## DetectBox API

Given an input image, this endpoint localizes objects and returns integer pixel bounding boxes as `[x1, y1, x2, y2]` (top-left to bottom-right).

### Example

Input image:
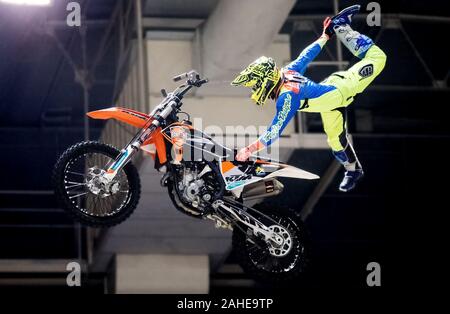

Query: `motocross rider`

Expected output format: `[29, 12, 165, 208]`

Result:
[232, 5, 386, 192]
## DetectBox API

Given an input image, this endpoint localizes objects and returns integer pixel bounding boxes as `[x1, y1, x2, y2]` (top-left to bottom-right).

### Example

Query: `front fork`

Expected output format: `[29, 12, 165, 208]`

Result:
[103, 123, 158, 181]
[102, 98, 178, 180]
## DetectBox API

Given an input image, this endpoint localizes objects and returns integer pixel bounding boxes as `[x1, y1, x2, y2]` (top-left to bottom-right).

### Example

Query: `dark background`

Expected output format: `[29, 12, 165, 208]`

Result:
[0, 0, 448, 292]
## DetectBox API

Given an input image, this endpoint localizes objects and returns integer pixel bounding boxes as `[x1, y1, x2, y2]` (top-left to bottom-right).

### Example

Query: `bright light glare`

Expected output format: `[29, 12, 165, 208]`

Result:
[1, 0, 51, 6]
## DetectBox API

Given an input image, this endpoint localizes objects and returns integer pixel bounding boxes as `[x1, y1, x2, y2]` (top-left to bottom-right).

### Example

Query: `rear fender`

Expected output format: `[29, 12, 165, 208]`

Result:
[264, 163, 319, 180]
[219, 159, 319, 194]
[254, 158, 319, 180]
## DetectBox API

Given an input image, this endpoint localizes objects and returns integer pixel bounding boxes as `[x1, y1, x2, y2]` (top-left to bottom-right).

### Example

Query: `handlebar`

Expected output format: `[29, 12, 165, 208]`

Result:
[173, 72, 189, 82]
[193, 78, 209, 87]
[148, 70, 208, 122]
[173, 70, 208, 87]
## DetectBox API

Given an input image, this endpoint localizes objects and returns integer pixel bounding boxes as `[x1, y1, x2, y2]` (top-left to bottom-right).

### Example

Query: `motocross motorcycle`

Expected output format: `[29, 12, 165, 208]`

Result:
[53, 70, 320, 283]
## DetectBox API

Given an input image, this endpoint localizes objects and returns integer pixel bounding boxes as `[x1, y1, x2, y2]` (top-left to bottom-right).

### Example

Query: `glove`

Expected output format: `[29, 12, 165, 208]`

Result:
[322, 16, 333, 39]
[236, 147, 252, 162]
[235, 141, 264, 162]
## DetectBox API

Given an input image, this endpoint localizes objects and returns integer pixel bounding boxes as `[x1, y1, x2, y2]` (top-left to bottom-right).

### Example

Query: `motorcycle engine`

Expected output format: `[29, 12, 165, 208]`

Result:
[174, 163, 221, 214]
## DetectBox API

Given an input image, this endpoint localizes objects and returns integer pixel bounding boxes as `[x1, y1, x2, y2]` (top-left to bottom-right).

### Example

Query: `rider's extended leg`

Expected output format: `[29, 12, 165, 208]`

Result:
[320, 108, 361, 168]
[332, 24, 387, 103]
[321, 109, 363, 192]
[318, 25, 386, 109]
[318, 25, 386, 192]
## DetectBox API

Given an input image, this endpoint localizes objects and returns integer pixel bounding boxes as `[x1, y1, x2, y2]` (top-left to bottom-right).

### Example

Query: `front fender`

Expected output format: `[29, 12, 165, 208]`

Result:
[87, 107, 168, 164]
[87, 107, 150, 129]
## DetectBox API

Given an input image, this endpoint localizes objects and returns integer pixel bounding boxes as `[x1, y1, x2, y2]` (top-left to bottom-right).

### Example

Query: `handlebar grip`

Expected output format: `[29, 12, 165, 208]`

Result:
[173, 73, 188, 82]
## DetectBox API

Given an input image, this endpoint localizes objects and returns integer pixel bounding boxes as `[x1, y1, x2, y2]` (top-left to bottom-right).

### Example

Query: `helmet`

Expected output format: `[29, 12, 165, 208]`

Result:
[231, 56, 281, 106]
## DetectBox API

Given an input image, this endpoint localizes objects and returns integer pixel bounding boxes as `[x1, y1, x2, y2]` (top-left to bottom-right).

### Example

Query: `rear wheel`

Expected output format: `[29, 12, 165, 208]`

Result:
[53, 141, 141, 227]
[232, 203, 310, 284]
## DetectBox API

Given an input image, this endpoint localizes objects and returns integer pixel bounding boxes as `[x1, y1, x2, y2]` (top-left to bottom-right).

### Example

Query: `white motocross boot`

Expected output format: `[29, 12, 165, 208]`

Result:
[334, 24, 374, 59]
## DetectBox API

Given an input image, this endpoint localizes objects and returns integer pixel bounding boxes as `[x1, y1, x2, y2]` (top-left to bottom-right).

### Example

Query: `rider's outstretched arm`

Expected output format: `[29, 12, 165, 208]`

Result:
[236, 92, 299, 161]
[285, 34, 329, 74]
[258, 92, 299, 147]
[285, 17, 332, 74]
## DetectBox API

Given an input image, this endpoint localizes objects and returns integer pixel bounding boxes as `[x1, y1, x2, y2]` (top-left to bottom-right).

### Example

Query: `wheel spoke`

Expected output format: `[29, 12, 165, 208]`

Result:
[263, 257, 274, 271]
[69, 191, 88, 199]
[65, 182, 87, 189]
[247, 245, 259, 253]
[63, 150, 131, 218]
[253, 251, 268, 265]
[65, 181, 85, 185]
[67, 171, 85, 176]
[243, 213, 304, 274]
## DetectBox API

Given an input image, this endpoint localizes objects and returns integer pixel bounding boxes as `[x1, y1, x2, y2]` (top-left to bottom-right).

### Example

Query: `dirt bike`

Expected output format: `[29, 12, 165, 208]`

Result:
[53, 70, 320, 283]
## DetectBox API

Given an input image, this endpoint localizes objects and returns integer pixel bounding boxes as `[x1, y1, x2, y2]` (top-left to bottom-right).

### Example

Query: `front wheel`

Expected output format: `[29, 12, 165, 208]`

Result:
[232, 203, 310, 284]
[53, 141, 141, 227]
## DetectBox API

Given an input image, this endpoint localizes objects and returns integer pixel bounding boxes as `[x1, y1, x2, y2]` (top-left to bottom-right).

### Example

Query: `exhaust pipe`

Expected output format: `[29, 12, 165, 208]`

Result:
[241, 179, 284, 201]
